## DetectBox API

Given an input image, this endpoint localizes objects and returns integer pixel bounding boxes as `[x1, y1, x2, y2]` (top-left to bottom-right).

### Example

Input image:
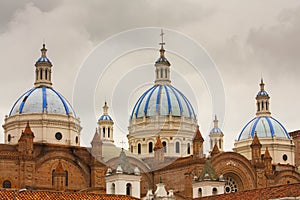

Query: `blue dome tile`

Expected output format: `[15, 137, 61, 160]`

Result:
[238, 116, 289, 141]
[9, 87, 76, 117]
[130, 84, 196, 120]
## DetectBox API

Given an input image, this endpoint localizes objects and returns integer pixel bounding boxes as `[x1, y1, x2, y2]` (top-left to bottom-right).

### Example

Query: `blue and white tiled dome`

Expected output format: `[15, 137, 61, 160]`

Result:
[130, 84, 196, 120]
[99, 114, 112, 121]
[238, 116, 289, 141]
[9, 86, 76, 117]
[210, 127, 222, 133]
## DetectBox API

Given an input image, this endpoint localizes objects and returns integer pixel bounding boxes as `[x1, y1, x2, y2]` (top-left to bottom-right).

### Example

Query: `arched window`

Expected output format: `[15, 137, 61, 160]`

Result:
[40, 69, 43, 80]
[262, 101, 264, 110]
[175, 141, 180, 153]
[75, 136, 79, 144]
[102, 127, 105, 138]
[212, 187, 218, 195]
[108, 128, 110, 138]
[126, 183, 132, 196]
[8, 134, 11, 143]
[162, 141, 167, 153]
[257, 102, 260, 111]
[2, 180, 11, 188]
[45, 69, 48, 80]
[52, 170, 55, 186]
[187, 143, 191, 154]
[266, 102, 268, 110]
[198, 188, 202, 197]
[138, 143, 141, 154]
[111, 183, 115, 194]
[149, 142, 153, 153]
[219, 139, 222, 149]
[65, 171, 68, 186]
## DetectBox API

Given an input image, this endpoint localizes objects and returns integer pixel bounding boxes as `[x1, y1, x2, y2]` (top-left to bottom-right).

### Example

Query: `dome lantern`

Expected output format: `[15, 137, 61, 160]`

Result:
[34, 44, 53, 88]
[256, 79, 271, 117]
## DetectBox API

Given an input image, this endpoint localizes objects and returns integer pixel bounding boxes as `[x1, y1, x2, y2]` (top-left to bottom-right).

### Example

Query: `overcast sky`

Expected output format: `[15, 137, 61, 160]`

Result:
[1, 0, 300, 153]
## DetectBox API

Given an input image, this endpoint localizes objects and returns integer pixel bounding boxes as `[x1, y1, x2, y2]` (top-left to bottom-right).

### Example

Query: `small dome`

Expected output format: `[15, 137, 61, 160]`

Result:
[36, 56, 51, 63]
[98, 114, 112, 121]
[210, 127, 222, 133]
[130, 84, 196, 120]
[257, 90, 268, 97]
[238, 116, 289, 141]
[9, 86, 76, 117]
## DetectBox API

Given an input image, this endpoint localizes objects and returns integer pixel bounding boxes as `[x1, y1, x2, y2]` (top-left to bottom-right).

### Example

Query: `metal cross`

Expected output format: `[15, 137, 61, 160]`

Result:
[159, 29, 165, 48]
[120, 141, 126, 149]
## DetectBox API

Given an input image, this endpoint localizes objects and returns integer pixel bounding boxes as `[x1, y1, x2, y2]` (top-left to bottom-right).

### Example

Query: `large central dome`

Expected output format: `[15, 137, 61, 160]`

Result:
[130, 84, 196, 120]
[128, 31, 198, 158]
[9, 86, 76, 117]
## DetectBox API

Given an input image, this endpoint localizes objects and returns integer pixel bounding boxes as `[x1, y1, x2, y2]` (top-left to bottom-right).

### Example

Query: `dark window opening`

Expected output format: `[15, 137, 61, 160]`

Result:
[102, 127, 105, 138]
[45, 70, 48, 80]
[162, 141, 167, 153]
[187, 143, 191, 154]
[176, 142, 180, 153]
[283, 154, 288, 161]
[2, 180, 11, 188]
[126, 183, 132, 196]
[55, 132, 62, 140]
[40, 69, 43, 80]
[52, 170, 55, 186]
[149, 142, 153, 153]
[212, 187, 217, 195]
[8, 134, 11, 142]
[75, 136, 78, 144]
[65, 171, 68, 186]
[108, 128, 110, 138]
[138, 143, 141, 154]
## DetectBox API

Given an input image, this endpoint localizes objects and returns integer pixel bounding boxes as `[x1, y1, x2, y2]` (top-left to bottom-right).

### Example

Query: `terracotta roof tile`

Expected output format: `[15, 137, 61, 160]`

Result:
[0, 190, 139, 200]
[193, 127, 204, 142]
[197, 183, 300, 200]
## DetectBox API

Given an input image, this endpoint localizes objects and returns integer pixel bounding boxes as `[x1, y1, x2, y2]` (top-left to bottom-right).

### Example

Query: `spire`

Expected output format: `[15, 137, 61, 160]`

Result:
[159, 29, 166, 58]
[210, 143, 220, 157]
[155, 29, 171, 85]
[103, 101, 108, 115]
[34, 43, 53, 88]
[256, 79, 271, 116]
[213, 115, 218, 128]
[264, 146, 271, 159]
[154, 135, 163, 151]
[198, 160, 218, 181]
[251, 132, 261, 147]
[260, 78, 265, 91]
[23, 121, 34, 136]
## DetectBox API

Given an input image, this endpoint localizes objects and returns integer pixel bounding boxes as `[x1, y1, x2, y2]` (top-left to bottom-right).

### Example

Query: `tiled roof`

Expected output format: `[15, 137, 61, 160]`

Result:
[0, 190, 138, 200]
[197, 183, 300, 200]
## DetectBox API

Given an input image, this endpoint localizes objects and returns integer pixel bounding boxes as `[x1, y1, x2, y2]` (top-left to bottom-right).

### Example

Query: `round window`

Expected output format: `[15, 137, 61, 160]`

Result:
[283, 154, 288, 161]
[55, 132, 62, 140]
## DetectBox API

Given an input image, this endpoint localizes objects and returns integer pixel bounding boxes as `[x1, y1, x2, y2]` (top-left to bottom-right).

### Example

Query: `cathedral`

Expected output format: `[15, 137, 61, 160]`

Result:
[1, 32, 300, 199]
